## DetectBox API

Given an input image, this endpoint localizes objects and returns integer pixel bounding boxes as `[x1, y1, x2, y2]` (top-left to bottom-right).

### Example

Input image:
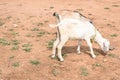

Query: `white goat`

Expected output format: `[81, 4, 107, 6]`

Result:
[53, 10, 92, 53]
[50, 18, 110, 61]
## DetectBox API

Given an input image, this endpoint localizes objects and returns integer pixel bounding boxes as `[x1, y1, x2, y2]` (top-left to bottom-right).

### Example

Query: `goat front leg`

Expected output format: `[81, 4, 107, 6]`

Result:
[85, 38, 96, 58]
[77, 40, 81, 54]
[51, 37, 60, 58]
[57, 37, 68, 61]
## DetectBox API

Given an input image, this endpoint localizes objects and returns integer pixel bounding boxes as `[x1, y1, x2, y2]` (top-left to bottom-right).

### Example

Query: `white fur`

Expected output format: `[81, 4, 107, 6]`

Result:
[50, 18, 110, 61]
[53, 10, 92, 53]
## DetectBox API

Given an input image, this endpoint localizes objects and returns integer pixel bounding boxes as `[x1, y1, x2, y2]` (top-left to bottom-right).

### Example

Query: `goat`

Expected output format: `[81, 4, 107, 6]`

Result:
[49, 18, 110, 61]
[53, 10, 92, 54]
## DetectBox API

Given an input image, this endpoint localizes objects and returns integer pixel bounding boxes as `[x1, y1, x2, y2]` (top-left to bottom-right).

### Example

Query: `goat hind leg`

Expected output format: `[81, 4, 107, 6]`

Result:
[57, 37, 68, 61]
[51, 37, 60, 58]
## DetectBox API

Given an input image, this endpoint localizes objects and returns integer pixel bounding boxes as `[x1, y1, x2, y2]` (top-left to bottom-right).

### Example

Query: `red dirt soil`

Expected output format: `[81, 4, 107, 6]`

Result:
[0, 0, 120, 80]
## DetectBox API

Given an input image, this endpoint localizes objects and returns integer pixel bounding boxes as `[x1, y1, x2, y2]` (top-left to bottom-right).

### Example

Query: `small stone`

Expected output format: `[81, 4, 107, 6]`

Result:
[103, 59, 107, 62]
[13, 24, 18, 27]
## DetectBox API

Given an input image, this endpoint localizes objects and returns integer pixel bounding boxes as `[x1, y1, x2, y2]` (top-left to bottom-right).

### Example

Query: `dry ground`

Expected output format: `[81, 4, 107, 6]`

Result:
[0, 0, 120, 80]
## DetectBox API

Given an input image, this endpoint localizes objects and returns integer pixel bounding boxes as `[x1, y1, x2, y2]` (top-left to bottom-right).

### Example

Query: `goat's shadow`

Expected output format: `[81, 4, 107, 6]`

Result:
[62, 45, 106, 57]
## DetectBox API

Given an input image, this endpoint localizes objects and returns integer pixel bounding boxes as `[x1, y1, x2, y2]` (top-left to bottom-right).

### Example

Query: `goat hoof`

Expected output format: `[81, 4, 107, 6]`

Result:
[92, 55, 96, 58]
[51, 55, 55, 58]
[60, 59, 64, 62]
[77, 51, 81, 54]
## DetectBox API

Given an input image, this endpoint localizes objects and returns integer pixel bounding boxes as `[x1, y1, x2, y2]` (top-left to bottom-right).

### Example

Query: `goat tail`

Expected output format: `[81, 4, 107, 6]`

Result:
[49, 24, 58, 28]
[53, 12, 62, 22]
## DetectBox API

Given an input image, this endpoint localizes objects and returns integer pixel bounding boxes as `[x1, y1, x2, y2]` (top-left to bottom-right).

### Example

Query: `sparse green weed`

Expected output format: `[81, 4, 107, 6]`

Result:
[47, 39, 55, 49]
[0, 19, 5, 26]
[51, 68, 60, 76]
[46, 32, 51, 34]
[80, 66, 89, 76]
[110, 34, 118, 37]
[37, 31, 45, 37]
[22, 43, 32, 52]
[9, 56, 15, 59]
[31, 27, 39, 31]
[26, 33, 32, 37]
[11, 45, 19, 50]
[12, 62, 20, 67]
[23, 47, 31, 52]
[93, 63, 102, 67]
[30, 60, 40, 66]
[108, 53, 116, 58]
[11, 40, 20, 45]
[0, 38, 10, 45]
[11, 31, 19, 36]
[6, 16, 12, 19]
[37, 22, 44, 26]
[22, 43, 32, 47]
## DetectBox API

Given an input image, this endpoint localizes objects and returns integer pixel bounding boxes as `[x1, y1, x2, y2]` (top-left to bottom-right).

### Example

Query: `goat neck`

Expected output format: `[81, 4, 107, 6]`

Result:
[95, 31, 105, 49]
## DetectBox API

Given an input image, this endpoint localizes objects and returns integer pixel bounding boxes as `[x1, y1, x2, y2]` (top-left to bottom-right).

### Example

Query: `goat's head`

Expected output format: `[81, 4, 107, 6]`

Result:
[102, 39, 110, 53]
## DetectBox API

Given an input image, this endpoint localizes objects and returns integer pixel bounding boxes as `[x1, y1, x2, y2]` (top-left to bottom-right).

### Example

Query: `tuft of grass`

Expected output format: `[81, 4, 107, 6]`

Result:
[9, 56, 15, 59]
[37, 31, 46, 37]
[31, 27, 39, 31]
[11, 45, 19, 50]
[30, 60, 40, 66]
[46, 32, 51, 34]
[12, 62, 20, 67]
[23, 48, 31, 52]
[47, 39, 55, 49]
[26, 33, 32, 37]
[80, 66, 89, 76]
[93, 63, 102, 67]
[51, 68, 60, 76]
[22, 43, 32, 47]
[0, 19, 5, 26]
[11, 40, 20, 50]
[0, 38, 10, 45]
[11, 31, 19, 36]
[6, 16, 12, 19]
[11, 40, 20, 45]
[110, 34, 118, 37]
[37, 22, 44, 26]
[22, 43, 32, 52]
[108, 53, 116, 58]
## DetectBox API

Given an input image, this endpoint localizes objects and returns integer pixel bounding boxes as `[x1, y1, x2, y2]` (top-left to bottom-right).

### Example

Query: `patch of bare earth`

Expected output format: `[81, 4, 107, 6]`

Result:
[0, 0, 120, 80]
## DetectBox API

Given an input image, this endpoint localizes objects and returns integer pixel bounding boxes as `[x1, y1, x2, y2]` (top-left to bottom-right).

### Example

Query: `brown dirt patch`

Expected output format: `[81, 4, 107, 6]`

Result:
[0, 0, 120, 80]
